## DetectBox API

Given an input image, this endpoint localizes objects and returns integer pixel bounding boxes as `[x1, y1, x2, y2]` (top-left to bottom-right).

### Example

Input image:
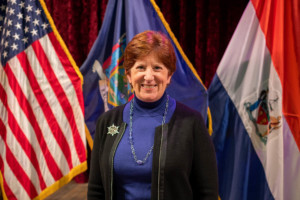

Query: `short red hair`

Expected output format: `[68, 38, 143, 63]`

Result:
[124, 30, 176, 75]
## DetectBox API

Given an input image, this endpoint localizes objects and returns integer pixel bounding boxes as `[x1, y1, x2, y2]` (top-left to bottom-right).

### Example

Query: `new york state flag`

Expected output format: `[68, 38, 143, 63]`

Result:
[80, 0, 209, 148]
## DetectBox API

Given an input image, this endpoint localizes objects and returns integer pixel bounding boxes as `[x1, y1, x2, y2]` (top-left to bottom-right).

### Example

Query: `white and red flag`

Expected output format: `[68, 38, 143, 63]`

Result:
[208, 0, 300, 199]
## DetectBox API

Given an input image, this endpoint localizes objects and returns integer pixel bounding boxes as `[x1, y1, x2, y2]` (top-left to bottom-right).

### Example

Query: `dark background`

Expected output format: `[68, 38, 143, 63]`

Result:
[44, 0, 249, 88]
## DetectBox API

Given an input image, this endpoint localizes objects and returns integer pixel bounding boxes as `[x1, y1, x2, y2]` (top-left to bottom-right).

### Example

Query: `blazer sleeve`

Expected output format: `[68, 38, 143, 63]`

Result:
[191, 115, 219, 200]
[87, 117, 105, 200]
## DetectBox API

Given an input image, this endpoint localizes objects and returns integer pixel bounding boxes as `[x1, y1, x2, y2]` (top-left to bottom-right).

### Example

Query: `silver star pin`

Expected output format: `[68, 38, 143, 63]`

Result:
[107, 124, 119, 136]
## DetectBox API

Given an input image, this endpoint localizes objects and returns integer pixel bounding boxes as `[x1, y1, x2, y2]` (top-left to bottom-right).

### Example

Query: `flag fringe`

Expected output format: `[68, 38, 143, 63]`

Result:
[33, 161, 88, 200]
[0, 161, 87, 200]
[86, 124, 94, 149]
[207, 107, 213, 135]
[0, 171, 7, 200]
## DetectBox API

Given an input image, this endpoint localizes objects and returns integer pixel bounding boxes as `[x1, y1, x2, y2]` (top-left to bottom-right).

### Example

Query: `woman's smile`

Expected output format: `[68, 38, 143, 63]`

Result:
[141, 84, 156, 88]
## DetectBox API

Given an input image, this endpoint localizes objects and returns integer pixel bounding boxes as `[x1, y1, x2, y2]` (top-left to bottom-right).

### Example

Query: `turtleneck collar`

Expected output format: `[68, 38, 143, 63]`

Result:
[134, 92, 167, 109]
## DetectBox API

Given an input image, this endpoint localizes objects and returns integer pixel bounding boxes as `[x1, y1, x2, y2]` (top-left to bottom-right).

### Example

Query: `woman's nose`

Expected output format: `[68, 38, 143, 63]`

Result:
[144, 68, 154, 80]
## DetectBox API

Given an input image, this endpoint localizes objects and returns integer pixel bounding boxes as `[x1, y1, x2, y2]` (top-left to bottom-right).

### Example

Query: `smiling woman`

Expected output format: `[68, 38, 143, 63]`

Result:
[87, 30, 218, 200]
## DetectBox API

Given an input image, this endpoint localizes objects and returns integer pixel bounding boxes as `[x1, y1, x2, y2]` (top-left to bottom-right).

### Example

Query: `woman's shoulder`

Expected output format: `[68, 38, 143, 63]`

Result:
[174, 101, 204, 120]
[172, 101, 209, 138]
[96, 104, 126, 124]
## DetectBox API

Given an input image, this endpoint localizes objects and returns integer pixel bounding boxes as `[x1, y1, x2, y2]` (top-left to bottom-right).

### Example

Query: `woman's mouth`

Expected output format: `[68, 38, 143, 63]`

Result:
[141, 84, 156, 89]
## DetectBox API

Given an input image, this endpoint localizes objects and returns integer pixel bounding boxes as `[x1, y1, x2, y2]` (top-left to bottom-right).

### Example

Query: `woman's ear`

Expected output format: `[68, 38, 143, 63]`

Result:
[167, 72, 173, 86]
[126, 70, 132, 84]
[126, 72, 133, 89]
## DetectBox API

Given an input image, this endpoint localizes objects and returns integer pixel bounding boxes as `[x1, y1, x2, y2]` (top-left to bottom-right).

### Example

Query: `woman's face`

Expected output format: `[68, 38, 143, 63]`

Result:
[126, 52, 172, 102]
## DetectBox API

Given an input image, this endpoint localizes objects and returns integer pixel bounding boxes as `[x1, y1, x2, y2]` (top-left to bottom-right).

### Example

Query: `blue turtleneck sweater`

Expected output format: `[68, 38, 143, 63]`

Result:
[113, 93, 176, 200]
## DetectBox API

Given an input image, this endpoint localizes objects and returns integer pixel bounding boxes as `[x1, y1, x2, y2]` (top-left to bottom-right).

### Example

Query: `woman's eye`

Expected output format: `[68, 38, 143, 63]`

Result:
[154, 66, 162, 70]
[136, 66, 145, 70]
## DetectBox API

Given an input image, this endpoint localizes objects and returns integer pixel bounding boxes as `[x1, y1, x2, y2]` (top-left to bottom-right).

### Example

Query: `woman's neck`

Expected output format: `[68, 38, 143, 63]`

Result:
[134, 93, 167, 109]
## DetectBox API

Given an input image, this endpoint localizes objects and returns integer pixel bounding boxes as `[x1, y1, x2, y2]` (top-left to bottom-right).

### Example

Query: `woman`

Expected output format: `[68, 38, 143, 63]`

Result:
[88, 30, 218, 200]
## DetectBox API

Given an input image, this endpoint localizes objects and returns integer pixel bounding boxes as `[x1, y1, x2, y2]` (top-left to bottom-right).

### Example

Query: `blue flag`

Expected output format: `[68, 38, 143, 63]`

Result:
[80, 0, 208, 147]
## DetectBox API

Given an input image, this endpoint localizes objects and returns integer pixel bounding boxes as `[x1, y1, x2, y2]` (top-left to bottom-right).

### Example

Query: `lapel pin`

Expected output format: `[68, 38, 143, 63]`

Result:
[107, 124, 119, 136]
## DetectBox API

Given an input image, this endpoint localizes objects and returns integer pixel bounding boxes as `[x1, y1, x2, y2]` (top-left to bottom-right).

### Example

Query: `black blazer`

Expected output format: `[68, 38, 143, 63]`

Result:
[88, 101, 218, 200]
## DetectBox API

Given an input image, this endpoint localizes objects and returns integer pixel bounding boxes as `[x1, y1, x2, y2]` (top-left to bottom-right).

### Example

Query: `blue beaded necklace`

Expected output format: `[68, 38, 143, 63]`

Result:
[129, 95, 169, 165]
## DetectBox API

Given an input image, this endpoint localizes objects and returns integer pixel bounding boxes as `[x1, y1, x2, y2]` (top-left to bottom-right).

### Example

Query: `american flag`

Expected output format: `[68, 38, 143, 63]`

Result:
[0, 0, 87, 199]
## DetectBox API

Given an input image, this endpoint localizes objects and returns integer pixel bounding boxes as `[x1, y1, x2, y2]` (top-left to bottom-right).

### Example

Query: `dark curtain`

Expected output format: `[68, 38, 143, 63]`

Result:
[44, 0, 248, 88]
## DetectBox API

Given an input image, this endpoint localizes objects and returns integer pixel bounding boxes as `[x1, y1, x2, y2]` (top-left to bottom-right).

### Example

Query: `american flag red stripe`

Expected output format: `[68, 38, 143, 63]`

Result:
[0, 0, 87, 199]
